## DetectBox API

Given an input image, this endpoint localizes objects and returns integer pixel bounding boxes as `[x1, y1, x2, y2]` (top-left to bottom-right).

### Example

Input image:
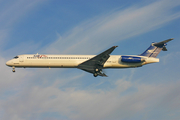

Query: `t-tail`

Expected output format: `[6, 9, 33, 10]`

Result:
[139, 38, 174, 58]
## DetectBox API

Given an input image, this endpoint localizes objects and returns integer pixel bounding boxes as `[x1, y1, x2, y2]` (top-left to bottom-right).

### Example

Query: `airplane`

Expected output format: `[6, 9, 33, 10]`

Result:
[6, 38, 173, 77]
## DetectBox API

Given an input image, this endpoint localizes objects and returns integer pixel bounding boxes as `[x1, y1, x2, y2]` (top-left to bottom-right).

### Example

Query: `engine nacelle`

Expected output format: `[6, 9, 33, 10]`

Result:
[121, 56, 144, 63]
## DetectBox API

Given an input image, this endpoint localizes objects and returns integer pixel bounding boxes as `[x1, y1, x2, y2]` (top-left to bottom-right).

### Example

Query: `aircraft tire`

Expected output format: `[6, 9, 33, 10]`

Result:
[93, 73, 98, 77]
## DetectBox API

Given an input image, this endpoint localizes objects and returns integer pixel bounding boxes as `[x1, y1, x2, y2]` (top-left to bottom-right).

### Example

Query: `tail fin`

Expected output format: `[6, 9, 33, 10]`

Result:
[139, 38, 173, 58]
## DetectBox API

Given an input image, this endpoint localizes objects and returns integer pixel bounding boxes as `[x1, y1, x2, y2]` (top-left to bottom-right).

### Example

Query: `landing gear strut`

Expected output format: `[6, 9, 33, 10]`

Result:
[12, 66, 15, 72]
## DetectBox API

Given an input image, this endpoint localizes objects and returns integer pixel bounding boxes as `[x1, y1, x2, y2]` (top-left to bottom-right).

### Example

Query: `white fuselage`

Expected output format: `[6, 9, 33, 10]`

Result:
[6, 54, 159, 69]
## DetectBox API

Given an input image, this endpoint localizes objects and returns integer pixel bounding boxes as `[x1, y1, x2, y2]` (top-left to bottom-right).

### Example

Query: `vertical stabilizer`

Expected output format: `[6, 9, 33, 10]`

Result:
[139, 38, 173, 58]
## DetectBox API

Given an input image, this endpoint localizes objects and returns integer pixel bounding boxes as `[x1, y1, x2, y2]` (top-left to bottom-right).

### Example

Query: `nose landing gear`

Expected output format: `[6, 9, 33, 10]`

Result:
[12, 66, 15, 72]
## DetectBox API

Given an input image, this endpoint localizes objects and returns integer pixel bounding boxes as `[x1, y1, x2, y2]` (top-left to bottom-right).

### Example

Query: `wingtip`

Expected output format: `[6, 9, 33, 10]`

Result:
[166, 38, 174, 42]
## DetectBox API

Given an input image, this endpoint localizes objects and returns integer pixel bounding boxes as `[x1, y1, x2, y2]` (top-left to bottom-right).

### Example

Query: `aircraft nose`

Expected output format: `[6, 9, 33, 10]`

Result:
[6, 60, 12, 66]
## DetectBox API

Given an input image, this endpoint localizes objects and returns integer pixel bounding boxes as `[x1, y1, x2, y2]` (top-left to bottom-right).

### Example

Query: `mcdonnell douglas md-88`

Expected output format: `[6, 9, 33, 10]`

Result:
[6, 38, 173, 77]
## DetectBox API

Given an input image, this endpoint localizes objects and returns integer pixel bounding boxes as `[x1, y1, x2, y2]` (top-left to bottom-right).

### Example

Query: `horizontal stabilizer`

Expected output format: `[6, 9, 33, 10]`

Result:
[153, 38, 174, 47]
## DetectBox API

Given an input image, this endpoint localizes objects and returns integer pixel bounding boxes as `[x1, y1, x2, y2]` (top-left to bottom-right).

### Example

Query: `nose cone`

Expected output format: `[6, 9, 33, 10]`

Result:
[6, 60, 12, 66]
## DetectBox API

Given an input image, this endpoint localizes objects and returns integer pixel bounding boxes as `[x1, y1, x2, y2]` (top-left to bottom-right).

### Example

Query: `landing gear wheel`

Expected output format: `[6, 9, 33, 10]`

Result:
[93, 73, 98, 77]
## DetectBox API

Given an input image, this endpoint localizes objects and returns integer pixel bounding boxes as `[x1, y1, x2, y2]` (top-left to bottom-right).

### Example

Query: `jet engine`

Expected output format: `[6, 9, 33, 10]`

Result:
[121, 56, 144, 63]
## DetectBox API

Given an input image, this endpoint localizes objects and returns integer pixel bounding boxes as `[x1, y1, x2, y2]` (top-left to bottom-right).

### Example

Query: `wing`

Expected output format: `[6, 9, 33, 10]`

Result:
[77, 46, 118, 77]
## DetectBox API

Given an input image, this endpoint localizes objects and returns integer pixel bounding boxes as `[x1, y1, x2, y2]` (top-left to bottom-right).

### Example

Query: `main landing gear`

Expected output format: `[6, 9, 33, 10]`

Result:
[93, 73, 98, 77]
[12, 66, 15, 72]
[93, 68, 107, 77]
[93, 68, 100, 77]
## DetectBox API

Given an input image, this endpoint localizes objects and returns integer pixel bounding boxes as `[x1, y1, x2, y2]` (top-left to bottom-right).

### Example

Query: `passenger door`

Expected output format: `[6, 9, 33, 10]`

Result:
[19, 56, 24, 62]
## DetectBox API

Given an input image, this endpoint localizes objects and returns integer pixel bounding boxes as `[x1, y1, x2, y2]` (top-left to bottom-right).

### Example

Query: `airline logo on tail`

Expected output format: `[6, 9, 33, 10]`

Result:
[147, 49, 155, 53]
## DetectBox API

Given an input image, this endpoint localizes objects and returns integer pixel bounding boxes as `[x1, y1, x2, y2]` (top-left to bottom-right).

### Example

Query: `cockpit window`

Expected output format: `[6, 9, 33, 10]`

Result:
[14, 56, 19, 59]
